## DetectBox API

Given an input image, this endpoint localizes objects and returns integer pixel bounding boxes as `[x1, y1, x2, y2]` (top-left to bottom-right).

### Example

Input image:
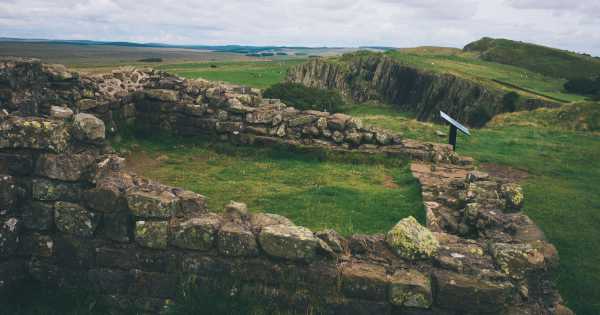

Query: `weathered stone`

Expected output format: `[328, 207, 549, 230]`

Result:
[35, 152, 96, 181]
[345, 131, 363, 145]
[22, 201, 54, 231]
[0, 151, 34, 175]
[18, 233, 54, 257]
[249, 212, 294, 234]
[102, 211, 131, 242]
[375, 132, 391, 145]
[501, 183, 524, 211]
[490, 243, 545, 278]
[77, 99, 99, 111]
[0, 175, 20, 211]
[144, 89, 178, 102]
[32, 178, 82, 201]
[433, 270, 513, 313]
[224, 201, 249, 223]
[135, 220, 169, 249]
[316, 117, 328, 129]
[347, 117, 363, 129]
[341, 262, 388, 301]
[218, 222, 258, 256]
[389, 269, 432, 308]
[385, 216, 439, 259]
[54, 201, 100, 237]
[328, 113, 351, 131]
[170, 213, 221, 250]
[0, 217, 20, 258]
[84, 184, 127, 213]
[73, 113, 106, 142]
[332, 130, 344, 143]
[226, 98, 256, 113]
[315, 229, 345, 253]
[50, 106, 73, 119]
[0, 116, 70, 152]
[126, 190, 179, 219]
[288, 115, 317, 127]
[258, 224, 318, 261]
[466, 171, 490, 182]
[173, 190, 207, 217]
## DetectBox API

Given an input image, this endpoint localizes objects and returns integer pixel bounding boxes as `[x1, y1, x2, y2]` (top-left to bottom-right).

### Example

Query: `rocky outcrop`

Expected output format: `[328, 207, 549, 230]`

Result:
[287, 53, 556, 127]
[0, 57, 572, 315]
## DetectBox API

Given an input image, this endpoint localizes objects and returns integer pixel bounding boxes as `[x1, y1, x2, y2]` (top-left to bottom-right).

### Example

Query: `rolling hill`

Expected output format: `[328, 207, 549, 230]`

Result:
[464, 37, 600, 79]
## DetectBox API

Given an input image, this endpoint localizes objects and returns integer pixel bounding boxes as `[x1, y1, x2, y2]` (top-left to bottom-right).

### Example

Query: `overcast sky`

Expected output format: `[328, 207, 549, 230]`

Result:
[1, 0, 599, 55]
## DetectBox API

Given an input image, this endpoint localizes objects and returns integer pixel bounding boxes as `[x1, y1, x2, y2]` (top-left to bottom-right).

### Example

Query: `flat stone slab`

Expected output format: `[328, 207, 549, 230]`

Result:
[258, 224, 318, 261]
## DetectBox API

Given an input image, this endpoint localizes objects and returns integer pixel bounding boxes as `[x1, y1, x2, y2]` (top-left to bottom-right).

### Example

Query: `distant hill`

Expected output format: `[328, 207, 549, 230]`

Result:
[464, 37, 600, 79]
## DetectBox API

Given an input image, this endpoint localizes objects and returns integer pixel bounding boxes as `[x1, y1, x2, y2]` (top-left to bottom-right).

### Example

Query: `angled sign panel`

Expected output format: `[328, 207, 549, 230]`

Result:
[440, 111, 470, 136]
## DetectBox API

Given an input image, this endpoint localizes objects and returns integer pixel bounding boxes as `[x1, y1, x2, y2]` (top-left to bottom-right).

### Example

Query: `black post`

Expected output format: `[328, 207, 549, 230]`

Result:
[449, 125, 457, 151]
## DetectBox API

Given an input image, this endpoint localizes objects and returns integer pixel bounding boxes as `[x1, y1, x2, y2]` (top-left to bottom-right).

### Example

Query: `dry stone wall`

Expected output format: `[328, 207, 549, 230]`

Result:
[0, 57, 573, 315]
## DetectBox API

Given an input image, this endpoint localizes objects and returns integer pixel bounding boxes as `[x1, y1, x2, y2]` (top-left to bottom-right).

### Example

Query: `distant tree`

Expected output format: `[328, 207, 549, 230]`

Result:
[502, 91, 520, 112]
[564, 76, 600, 95]
[137, 57, 163, 63]
[263, 83, 345, 113]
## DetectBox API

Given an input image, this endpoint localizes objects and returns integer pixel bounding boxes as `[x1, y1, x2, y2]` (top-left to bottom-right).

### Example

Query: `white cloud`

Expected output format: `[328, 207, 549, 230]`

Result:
[0, 0, 598, 54]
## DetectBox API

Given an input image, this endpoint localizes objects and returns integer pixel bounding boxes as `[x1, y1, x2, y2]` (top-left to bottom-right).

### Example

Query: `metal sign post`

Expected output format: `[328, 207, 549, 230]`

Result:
[440, 111, 470, 151]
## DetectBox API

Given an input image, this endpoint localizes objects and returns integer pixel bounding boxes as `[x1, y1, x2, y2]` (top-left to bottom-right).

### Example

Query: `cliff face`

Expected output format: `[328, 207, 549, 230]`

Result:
[287, 55, 506, 127]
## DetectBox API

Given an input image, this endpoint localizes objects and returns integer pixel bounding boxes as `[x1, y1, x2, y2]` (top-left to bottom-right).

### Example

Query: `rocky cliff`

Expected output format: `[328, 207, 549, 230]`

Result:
[288, 54, 527, 127]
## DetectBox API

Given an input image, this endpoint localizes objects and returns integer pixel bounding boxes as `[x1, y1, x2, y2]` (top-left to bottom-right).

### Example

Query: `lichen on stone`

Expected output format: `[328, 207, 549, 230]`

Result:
[385, 216, 439, 259]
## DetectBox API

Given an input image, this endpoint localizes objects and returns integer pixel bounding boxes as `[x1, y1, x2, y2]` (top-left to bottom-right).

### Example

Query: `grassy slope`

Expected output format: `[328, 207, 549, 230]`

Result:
[156, 59, 306, 89]
[345, 103, 600, 315]
[115, 133, 424, 236]
[464, 37, 600, 79]
[384, 49, 585, 102]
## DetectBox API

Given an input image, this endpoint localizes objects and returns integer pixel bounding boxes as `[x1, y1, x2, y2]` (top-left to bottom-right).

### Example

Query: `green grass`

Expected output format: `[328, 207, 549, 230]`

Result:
[464, 37, 600, 80]
[344, 103, 600, 315]
[115, 132, 424, 236]
[382, 50, 586, 102]
[156, 59, 306, 89]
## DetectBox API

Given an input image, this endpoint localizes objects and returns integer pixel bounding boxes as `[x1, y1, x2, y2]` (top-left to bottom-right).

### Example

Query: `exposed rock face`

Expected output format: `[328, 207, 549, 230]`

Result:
[385, 216, 439, 259]
[287, 54, 557, 127]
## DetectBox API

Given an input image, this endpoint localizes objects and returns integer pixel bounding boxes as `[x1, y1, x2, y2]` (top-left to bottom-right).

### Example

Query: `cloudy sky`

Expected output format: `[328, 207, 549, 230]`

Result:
[1, 0, 599, 54]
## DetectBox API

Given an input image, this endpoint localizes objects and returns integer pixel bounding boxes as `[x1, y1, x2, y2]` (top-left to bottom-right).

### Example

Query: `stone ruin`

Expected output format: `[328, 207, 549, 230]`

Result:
[0, 57, 574, 314]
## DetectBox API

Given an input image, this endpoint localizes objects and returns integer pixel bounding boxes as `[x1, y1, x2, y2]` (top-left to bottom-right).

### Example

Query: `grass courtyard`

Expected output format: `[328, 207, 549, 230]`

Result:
[116, 133, 424, 236]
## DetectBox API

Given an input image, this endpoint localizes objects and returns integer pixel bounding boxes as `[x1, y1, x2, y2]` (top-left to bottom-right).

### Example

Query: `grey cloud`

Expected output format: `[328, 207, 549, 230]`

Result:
[0, 0, 598, 54]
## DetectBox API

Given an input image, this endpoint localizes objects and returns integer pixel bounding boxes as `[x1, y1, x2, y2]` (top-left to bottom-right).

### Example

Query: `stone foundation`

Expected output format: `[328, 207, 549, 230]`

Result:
[0, 57, 572, 314]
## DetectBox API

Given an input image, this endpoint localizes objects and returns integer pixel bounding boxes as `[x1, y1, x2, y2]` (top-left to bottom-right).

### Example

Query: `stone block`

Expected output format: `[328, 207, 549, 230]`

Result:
[135, 220, 169, 249]
[35, 152, 96, 181]
[432, 270, 513, 313]
[32, 178, 83, 202]
[218, 222, 258, 256]
[389, 269, 432, 308]
[341, 262, 389, 301]
[73, 113, 106, 142]
[54, 201, 100, 237]
[0, 217, 20, 258]
[170, 214, 221, 250]
[258, 224, 319, 261]
[22, 201, 54, 231]
[385, 216, 439, 260]
[126, 190, 179, 219]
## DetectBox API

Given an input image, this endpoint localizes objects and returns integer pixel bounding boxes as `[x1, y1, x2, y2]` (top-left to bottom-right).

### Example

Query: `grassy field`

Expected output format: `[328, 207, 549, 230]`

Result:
[156, 59, 306, 89]
[464, 37, 600, 80]
[383, 50, 586, 102]
[344, 103, 600, 315]
[116, 133, 424, 236]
